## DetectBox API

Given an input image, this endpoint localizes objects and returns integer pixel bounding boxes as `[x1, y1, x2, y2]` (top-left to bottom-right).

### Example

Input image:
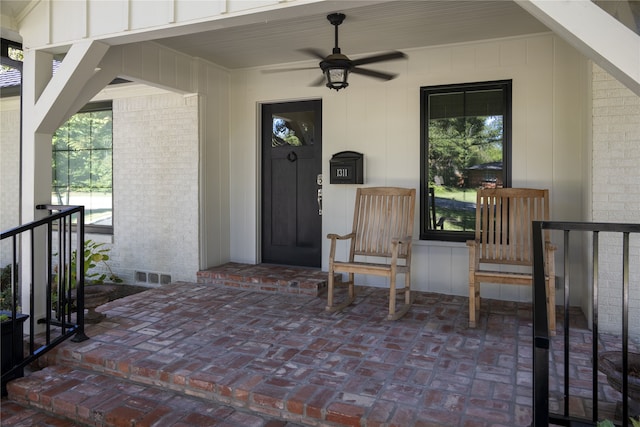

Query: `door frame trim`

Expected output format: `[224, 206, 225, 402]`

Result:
[255, 101, 263, 264]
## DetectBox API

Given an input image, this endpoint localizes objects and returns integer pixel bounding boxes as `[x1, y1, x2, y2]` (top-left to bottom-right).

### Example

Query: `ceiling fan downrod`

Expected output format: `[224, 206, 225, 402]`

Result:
[327, 13, 345, 54]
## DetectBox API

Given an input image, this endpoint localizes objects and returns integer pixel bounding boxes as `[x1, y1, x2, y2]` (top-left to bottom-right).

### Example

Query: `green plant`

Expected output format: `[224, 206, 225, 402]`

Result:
[0, 267, 11, 312]
[0, 263, 19, 315]
[54, 239, 122, 289]
[79, 239, 122, 285]
[597, 418, 640, 427]
[51, 240, 121, 317]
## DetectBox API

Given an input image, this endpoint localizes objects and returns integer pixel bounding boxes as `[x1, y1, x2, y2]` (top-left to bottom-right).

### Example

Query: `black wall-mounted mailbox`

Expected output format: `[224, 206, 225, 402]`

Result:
[330, 151, 364, 184]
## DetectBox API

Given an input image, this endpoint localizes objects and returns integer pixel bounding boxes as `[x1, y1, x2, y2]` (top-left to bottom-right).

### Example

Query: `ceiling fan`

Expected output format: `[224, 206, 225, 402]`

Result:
[266, 13, 407, 91]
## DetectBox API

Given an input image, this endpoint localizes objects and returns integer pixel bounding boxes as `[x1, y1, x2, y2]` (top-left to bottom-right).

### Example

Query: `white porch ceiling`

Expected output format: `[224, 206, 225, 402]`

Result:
[3, 1, 638, 94]
[151, 1, 550, 70]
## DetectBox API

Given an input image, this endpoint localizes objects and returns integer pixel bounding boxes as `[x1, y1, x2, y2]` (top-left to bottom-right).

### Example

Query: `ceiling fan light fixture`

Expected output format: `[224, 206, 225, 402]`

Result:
[325, 67, 349, 90]
[320, 56, 351, 91]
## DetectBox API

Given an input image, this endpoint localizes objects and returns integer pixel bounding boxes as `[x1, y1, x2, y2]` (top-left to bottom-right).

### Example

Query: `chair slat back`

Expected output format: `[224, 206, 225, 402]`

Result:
[475, 188, 549, 265]
[351, 187, 416, 259]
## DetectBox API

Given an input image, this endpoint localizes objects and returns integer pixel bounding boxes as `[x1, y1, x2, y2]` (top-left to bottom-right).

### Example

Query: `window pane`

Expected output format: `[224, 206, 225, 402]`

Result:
[52, 151, 69, 188]
[8, 46, 23, 61]
[427, 116, 482, 232]
[91, 149, 112, 190]
[67, 191, 113, 226]
[53, 125, 69, 150]
[465, 89, 504, 117]
[421, 81, 511, 241]
[272, 111, 315, 147]
[91, 111, 113, 149]
[68, 150, 90, 188]
[68, 117, 90, 150]
[429, 92, 464, 119]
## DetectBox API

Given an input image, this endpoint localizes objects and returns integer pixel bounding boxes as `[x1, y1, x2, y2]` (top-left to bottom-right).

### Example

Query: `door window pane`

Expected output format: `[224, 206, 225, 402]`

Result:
[272, 111, 315, 147]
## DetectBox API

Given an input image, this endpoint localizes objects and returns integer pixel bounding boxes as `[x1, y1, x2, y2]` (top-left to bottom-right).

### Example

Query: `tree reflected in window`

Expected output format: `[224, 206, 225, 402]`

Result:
[271, 111, 314, 147]
[420, 81, 511, 241]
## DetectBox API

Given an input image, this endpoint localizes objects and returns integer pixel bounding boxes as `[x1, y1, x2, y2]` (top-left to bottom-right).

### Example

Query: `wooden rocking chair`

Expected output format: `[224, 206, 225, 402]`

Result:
[326, 187, 416, 320]
[466, 188, 556, 333]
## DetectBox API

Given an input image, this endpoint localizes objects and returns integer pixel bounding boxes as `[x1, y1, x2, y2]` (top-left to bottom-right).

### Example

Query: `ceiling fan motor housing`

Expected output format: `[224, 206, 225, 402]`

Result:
[320, 54, 353, 72]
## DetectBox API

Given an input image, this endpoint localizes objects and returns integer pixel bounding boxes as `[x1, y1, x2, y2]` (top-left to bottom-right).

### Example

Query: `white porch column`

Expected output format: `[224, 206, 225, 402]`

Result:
[20, 49, 54, 323]
[19, 40, 112, 323]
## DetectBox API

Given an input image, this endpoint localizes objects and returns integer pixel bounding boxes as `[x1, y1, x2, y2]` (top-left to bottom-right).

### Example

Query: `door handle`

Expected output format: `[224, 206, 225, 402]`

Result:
[287, 151, 297, 162]
[317, 189, 322, 216]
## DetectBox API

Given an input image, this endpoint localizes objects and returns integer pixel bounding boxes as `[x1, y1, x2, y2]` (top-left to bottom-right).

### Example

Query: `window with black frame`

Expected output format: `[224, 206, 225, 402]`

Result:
[52, 101, 114, 234]
[420, 80, 512, 241]
[0, 39, 23, 98]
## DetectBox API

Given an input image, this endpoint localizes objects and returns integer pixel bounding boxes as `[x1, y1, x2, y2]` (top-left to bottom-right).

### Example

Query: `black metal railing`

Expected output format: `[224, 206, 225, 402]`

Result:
[532, 220, 640, 427]
[1, 205, 87, 394]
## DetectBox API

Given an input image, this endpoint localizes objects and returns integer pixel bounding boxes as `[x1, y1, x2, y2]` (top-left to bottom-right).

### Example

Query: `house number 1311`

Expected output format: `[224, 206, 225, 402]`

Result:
[336, 168, 349, 177]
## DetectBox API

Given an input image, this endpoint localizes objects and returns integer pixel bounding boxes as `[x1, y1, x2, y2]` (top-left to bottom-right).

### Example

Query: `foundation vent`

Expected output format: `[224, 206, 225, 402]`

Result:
[135, 271, 171, 285]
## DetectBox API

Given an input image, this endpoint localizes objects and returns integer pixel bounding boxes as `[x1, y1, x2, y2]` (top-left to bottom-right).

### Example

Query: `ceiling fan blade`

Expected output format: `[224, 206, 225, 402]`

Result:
[309, 75, 326, 87]
[298, 48, 328, 60]
[351, 51, 407, 67]
[261, 66, 318, 74]
[351, 67, 397, 81]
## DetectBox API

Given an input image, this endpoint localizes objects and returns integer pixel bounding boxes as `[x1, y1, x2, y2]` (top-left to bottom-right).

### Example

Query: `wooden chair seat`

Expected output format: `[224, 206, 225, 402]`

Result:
[467, 188, 556, 334]
[472, 270, 537, 284]
[326, 187, 416, 320]
[331, 261, 411, 275]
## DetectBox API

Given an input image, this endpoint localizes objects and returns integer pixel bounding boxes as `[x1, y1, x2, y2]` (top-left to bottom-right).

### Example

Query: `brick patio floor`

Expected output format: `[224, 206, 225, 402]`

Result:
[1, 272, 633, 426]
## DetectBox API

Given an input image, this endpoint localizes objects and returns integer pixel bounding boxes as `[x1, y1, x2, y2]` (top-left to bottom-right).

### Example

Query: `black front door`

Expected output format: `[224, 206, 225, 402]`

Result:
[261, 100, 322, 267]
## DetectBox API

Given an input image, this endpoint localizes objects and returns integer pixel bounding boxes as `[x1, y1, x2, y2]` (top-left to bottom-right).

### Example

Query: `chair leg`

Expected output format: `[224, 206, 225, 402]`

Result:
[469, 280, 479, 328]
[387, 273, 411, 321]
[326, 268, 335, 309]
[348, 273, 355, 300]
[546, 277, 556, 336]
[388, 274, 397, 319]
[404, 272, 411, 305]
[326, 272, 355, 313]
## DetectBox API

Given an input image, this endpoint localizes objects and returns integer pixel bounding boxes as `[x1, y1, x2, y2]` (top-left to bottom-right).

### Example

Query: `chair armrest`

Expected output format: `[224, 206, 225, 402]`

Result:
[391, 235, 413, 246]
[466, 239, 479, 269]
[327, 232, 355, 241]
[327, 232, 355, 265]
[389, 235, 413, 264]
